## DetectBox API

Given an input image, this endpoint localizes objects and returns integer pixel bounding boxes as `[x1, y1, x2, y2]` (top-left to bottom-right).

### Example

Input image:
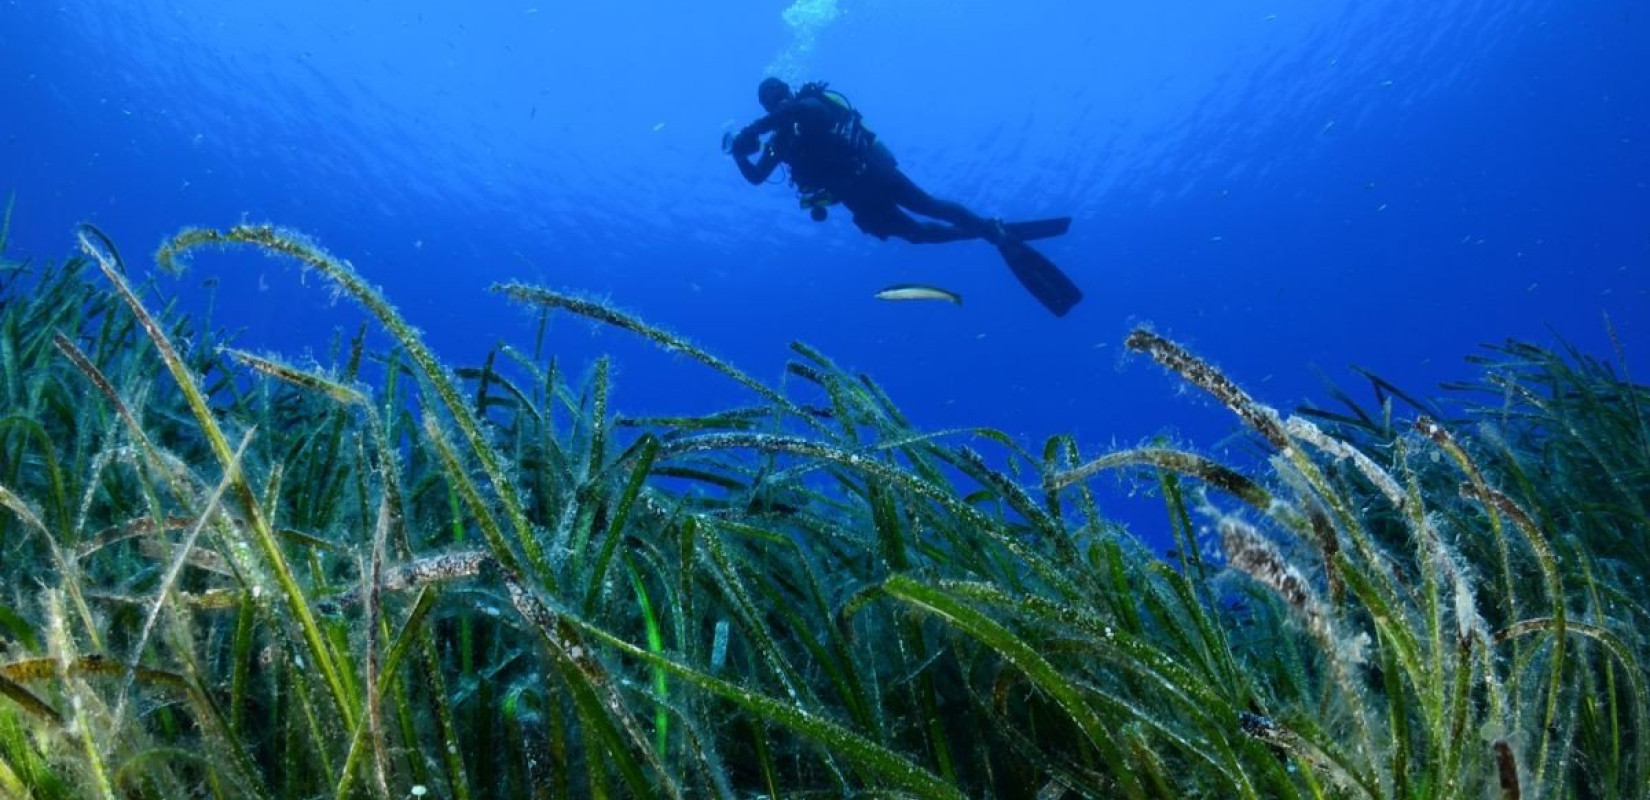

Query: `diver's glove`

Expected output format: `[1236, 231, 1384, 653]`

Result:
[731, 128, 761, 157]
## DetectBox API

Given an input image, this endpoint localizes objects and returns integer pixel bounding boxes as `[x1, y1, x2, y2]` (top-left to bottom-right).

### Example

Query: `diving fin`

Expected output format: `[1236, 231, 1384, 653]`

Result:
[998, 239, 1083, 317]
[1002, 216, 1072, 242]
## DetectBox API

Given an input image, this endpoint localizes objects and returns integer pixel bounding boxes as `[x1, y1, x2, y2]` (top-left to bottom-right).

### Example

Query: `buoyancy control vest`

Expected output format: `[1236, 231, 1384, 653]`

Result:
[787, 82, 880, 219]
[795, 82, 876, 158]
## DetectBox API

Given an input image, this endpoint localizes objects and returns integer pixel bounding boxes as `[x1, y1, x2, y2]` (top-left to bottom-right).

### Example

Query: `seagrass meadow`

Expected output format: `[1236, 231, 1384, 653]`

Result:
[0, 213, 1646, 800]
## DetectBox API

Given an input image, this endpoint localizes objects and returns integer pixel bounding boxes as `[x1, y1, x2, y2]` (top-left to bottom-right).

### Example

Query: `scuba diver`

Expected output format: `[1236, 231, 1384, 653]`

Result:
[726, 77, 1083, 317]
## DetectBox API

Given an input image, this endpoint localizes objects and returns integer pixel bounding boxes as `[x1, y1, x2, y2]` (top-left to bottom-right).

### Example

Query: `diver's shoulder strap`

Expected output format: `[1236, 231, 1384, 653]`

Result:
[797, 82, 871, 141]
[799, 83, 851, 111]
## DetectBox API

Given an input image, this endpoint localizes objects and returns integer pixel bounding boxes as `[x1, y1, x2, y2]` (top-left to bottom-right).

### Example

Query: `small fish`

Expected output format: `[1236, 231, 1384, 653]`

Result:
[874, 284, 962, 305]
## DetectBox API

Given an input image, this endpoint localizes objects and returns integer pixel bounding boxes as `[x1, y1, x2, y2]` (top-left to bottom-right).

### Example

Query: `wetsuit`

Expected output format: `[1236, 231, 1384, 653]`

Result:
[732, 92, 1000, 245]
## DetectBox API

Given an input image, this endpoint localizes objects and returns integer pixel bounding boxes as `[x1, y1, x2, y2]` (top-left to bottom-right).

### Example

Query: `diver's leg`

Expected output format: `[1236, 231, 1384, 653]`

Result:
[852, 206, 927, 242]
[885, 170, 1002, 242]
[896, 216, 978, 244]
[855, 206, 975, 244]
[903, 223, 976, 244]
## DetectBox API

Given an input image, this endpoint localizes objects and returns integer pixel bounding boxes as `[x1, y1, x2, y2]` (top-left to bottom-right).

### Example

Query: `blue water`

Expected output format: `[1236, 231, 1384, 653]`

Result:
[3, 0, 1646, 543]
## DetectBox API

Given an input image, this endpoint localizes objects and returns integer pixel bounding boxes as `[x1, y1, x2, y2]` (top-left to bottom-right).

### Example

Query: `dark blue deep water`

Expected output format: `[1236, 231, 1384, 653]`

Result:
[3, 0, 1646, 545]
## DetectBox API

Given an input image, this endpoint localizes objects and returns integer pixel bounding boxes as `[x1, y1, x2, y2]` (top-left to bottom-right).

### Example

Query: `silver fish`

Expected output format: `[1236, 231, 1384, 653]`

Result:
[874, 284, 962, 305]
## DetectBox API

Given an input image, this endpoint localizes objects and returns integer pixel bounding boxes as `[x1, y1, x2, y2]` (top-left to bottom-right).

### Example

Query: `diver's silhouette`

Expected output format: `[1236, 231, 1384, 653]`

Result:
[727, 77, 1083, 316]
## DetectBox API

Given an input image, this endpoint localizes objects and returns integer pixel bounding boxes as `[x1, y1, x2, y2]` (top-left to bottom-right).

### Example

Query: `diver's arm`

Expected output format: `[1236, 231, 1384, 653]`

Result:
[740, 114, 780, 138]
[735, 146, 781, 184]
[740, 101, 800, 138]
[735, 98, 814, 145]
[731, 107, 792, 184]
[731, 98, 822, 184]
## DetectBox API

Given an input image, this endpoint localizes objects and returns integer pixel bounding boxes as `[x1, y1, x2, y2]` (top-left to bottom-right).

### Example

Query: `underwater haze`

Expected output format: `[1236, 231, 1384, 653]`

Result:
[2, 0, 1647, 539]
[6, 3, 1650, 799]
